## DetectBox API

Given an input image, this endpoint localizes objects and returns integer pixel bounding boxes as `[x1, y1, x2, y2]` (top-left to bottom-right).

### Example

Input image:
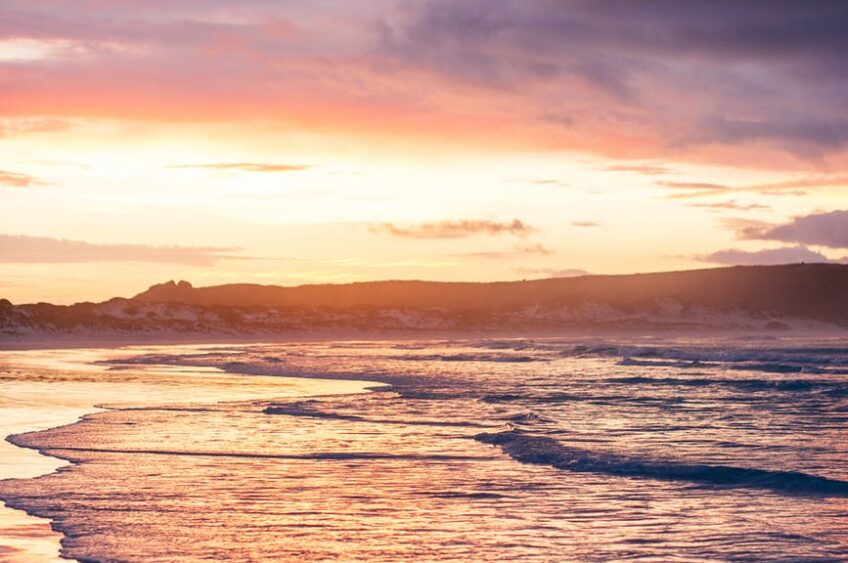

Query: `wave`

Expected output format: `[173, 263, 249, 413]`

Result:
[499, 411, 553, 424]
[565, 344, 848, 371]
[617, 358, 715, 368]
[264, 403, 492, 428]
[476, 431, 848, 497]
[606, 376, 848, 395]
[396, 353, 543, 363]
[23, 444, 490, 462]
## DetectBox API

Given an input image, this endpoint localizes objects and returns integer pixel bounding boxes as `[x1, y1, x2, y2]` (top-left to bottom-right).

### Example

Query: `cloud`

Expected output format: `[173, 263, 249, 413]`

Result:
[514, 267, 590, 278]
[514, 243, 553, 256]
[740, 210, 848, 249]
[749, 175, 848, 194]
[532, 179, 569, 187]
[689, 201, 771, 212]
[657, 181, 731, 198]
[461, 242, 553, 259]
[371, 219, 535, 239]
[571, 221, 600, 228]
[170, 163, 311, 173]
[694, 117, 848, 157]
[605, 163, 674, 176]
[0, 117, 68, 135]
[700, 246, 834, 266]
[2, 1, 847, 166]
[379, 1, 848, 161]
[658, 175, 848, 199]
[0, 170, 44, 187]
[0, 234, 248, 265]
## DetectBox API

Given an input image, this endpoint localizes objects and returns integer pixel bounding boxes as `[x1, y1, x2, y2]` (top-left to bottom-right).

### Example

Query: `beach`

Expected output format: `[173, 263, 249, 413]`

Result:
[0, 346, 375, 562]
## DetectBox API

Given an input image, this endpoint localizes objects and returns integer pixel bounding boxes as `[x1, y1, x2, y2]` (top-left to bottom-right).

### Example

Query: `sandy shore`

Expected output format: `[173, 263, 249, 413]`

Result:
[0, 346, 378, 563]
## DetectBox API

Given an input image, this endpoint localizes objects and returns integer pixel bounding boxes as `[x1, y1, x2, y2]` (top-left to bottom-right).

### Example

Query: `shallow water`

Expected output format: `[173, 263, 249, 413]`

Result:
[0, 346, 374, 562]
[2, 337, 848, 561]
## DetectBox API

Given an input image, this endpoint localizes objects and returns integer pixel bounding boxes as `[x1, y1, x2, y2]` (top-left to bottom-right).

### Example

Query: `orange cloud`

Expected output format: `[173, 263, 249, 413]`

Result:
[0, 170, 44, 187]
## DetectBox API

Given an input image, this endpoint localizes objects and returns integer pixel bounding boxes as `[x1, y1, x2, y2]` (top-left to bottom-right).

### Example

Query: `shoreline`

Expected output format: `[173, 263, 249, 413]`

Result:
[0, 409, 88, 563]
[0, 346, 381, 563]
[3, 324, 847, 352]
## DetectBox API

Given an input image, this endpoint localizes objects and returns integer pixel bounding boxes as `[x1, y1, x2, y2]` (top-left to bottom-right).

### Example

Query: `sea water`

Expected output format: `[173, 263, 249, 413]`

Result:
[1, 337, 847, 561]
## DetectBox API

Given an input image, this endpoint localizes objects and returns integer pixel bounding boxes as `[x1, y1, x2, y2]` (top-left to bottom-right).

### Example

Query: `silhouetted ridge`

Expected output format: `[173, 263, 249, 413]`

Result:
[132, 264, 848, 322]
[3, 264, 848, 337]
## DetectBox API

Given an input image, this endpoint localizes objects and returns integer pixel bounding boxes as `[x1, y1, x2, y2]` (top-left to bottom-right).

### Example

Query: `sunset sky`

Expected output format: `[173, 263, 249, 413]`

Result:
[2, 0, 847, 303]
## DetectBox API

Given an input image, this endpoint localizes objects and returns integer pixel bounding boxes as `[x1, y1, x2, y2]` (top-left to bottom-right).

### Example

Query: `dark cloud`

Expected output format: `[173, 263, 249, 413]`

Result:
[371, 219, 535, 239]
[694, 117, 848, 156]
[170, 163, 311, 173]
[700, 246, 834, 266]
[0, 234, 248, 265]
[0, 170, 44, 187]
[381, 0, 848, 158]
[2, 1, 847, 164]
[742, 210, 848, 249]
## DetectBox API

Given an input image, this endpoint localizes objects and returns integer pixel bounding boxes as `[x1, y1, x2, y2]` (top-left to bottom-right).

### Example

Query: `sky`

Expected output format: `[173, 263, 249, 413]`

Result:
[1, 0, 847, 303]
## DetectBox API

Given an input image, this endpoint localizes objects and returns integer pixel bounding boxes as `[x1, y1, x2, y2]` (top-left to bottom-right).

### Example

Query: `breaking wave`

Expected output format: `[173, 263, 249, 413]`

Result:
[476, 431, 848, 497]
[606, 376, 848, 395]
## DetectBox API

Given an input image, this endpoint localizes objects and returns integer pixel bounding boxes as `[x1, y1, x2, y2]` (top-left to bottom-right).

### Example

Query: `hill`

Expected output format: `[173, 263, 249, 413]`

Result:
[2, 264, 847, 340]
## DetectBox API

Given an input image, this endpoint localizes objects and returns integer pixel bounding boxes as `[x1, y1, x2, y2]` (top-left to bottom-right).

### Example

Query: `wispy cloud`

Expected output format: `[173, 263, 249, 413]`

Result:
[460, 242, 553, 259]
[750, 175, 848, 195]
[0, 234, 249, 266]
[689, 201, 771, 212]
[170, 163, 311, 173]
[371, 219, 536, 239]
[659, 175, 848, 199]
[532, 179, 569, 187]
[571, 221, 600, 228]
[605, 163, 674, 176]
[657, 181, 731, 199]
[0, 170, 45, 187]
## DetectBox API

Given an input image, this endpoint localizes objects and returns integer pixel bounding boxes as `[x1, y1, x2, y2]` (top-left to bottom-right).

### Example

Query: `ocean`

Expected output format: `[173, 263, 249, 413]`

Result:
[2, 337, 847, 561]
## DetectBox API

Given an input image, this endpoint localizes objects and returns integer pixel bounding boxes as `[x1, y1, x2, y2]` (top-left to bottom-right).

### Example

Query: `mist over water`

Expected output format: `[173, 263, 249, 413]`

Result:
[2, 337, 848, 561]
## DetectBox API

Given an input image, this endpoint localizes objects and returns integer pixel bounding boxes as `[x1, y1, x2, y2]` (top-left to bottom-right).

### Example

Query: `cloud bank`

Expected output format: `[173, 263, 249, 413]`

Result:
[0, 234, 247, 265]
[701, 247, 834, 266]
[1, 1, 847, 166]
[742, 210, 848, 249]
